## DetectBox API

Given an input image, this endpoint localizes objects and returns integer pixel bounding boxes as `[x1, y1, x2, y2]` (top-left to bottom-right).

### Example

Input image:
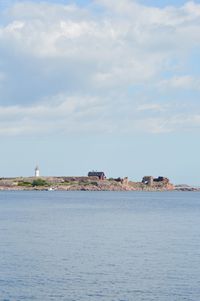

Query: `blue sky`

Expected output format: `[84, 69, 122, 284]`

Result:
[0, 0, 200, 185]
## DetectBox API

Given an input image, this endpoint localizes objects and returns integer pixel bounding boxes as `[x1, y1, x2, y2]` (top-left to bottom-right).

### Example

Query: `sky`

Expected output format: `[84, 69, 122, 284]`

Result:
[0, 0, 200, 185]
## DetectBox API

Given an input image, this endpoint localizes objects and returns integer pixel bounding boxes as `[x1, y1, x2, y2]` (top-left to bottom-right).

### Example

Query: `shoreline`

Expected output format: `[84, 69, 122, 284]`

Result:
[0, 186, 198, 192]
[0, 176, 197, 192]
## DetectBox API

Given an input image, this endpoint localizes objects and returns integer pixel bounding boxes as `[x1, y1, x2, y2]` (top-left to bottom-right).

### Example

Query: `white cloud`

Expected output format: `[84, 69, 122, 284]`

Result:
[4, 20, 24, 33]
[133, 113, 200, 134]
[0, 94, 111, 135]
[0, 1, 200, 135]
[2, 1, 200, 62]
[133, 117, 172, 134]
[0, 94, 200, 136]
[136, 103, 167, 112]
[158, 75, 200, 90]
[0, 1, 199, 88]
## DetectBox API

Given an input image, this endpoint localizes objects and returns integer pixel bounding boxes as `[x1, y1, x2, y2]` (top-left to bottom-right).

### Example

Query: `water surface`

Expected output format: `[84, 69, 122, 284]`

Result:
[0, 191, 200, 301]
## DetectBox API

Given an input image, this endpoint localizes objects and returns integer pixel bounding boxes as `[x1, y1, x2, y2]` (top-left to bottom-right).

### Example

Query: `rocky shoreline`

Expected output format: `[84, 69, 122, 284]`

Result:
[0, 176, 177, 192]
[0, 176, 198, 192]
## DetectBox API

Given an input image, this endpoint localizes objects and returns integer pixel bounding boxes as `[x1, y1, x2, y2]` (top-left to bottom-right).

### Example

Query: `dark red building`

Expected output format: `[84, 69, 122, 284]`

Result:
[88, 171, 106, 180]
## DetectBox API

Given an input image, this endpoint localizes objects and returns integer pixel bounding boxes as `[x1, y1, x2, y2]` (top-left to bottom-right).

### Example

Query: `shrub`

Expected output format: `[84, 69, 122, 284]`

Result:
[91, 181, 98, 186]
[18, 181, 32, 187]
[32, 178, 48, 187]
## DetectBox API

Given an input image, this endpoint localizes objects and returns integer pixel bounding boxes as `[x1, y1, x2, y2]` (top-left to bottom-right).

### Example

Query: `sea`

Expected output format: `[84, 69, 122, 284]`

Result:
[0, 191, 200, 301]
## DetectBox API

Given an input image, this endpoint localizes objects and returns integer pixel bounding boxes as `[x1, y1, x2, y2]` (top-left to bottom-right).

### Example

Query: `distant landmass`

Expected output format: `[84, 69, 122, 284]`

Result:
[0, 172, 198, 191]
[0, 175, 176, 191]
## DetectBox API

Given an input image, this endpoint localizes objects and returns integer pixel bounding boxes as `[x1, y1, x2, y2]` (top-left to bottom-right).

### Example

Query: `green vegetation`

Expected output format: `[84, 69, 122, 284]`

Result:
[63, 181, 78, 186]
[90, 181, 98, 186]
[32, 178, 48, 187]
[18, 181, 32, 187]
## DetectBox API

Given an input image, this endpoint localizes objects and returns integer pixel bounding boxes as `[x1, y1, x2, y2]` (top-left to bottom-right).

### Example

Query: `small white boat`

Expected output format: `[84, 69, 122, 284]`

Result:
[47, 187, 56, 191]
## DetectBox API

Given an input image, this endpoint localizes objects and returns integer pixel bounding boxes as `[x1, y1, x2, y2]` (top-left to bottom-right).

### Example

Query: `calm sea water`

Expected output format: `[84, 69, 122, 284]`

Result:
[0, 191, 200, 301]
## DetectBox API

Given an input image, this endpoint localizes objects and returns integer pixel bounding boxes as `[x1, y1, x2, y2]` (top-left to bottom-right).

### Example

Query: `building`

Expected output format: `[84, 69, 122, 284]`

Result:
[35, 165, 40, 177]
[88, 171, 106, 180]
[142, 176, 169, 186]
[142, 176, 153, 186]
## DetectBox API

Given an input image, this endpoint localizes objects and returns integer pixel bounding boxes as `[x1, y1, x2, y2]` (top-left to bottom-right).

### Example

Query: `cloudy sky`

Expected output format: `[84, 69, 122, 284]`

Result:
[0, 0, 200, 184]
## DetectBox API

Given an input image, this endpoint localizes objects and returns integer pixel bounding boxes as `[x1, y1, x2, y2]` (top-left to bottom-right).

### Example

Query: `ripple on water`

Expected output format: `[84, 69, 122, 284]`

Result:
[0, 191, 200, 301]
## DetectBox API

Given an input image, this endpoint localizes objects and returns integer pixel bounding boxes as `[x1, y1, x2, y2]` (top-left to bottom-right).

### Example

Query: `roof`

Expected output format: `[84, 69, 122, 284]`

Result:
[88, 171, 105, 176]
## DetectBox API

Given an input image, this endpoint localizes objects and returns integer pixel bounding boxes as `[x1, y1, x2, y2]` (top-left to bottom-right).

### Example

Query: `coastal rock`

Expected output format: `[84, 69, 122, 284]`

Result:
[0, 176, 176, 191]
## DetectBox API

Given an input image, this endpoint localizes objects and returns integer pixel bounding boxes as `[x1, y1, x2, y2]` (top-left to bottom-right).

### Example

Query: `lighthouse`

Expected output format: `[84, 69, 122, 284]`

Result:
[35, 165, 40, 177]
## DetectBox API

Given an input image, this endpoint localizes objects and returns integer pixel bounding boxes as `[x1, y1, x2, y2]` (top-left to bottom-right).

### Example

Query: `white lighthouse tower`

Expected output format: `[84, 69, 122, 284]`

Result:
[35, 165, 40, 177]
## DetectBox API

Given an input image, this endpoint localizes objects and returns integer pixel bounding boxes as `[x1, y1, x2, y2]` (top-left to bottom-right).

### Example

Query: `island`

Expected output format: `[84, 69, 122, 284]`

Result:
[0, 174, 176, 191]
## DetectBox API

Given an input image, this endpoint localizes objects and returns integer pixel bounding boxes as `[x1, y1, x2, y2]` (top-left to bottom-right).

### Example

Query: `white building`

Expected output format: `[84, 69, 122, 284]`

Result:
[35, 165, 40, 177]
